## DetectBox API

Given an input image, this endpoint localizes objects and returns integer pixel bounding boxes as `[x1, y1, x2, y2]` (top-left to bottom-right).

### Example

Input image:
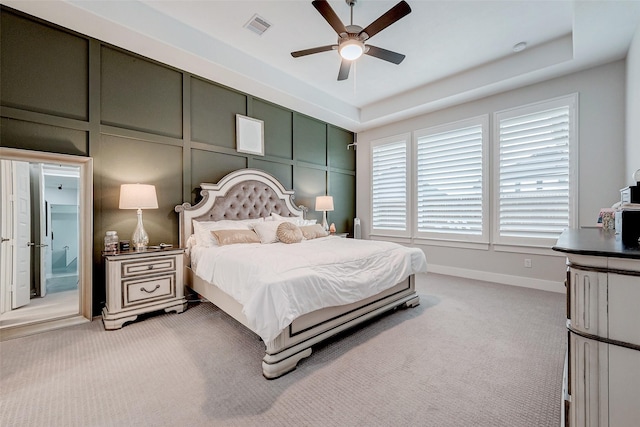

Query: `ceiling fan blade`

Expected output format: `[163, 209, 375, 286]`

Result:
[337, 59, 351, 81]
[359, 1, 412, 40]
[312, 0, 347, 35]
[365, 45, 406, 65]
[291, 45, 336, 58]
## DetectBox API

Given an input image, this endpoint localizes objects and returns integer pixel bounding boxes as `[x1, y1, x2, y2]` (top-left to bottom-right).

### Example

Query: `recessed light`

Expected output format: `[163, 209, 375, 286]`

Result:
[513, 42, 527, 52]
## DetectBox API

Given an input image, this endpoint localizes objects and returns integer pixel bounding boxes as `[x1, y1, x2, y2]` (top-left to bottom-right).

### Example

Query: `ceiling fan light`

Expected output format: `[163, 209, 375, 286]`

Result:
[339, 40, 364, 60]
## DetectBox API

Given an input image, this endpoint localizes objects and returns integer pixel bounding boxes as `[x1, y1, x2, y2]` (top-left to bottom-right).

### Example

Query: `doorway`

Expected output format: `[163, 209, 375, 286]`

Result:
[0, 148, 92, 340]
[44, 164, 81, 297]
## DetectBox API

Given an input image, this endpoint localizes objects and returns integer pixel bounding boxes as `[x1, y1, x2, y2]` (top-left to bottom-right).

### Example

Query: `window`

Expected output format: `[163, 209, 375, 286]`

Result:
[371, 134, 410, 235]
[494, 95, 577, 246]
[415, 117, 488, 242]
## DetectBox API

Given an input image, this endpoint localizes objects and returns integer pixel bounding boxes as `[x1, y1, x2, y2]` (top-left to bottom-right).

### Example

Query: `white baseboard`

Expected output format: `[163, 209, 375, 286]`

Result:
[427, 264, 565, 294]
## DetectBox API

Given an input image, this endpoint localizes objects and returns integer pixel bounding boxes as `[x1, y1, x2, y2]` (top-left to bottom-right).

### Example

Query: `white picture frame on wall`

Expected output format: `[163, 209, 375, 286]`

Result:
[236, 114, 264, 156]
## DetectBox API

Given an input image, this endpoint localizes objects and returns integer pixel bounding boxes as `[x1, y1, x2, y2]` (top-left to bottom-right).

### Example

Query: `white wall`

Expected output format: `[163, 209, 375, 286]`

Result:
[627, 21, 640, 185]
[357, 60, 627, 291]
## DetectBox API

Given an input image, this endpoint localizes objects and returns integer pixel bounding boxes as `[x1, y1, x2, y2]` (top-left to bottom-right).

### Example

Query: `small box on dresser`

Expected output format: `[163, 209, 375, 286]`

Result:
[102, 248, 187, 330]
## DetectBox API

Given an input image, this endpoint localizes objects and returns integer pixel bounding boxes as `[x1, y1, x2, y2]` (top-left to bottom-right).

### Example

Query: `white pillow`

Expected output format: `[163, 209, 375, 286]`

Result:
[270, 212, 317, 227]
[252, 220, 285, 244]
[185, 234, 198, 257]
[192, 218, 264, 247]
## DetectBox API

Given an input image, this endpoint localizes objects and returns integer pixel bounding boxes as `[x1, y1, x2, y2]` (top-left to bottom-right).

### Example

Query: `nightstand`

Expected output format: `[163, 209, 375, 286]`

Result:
[102, 248, 186, 330]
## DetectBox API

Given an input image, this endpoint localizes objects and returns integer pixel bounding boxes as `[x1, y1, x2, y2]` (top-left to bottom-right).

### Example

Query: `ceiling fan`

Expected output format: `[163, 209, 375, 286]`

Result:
[291, 0, 412, 81]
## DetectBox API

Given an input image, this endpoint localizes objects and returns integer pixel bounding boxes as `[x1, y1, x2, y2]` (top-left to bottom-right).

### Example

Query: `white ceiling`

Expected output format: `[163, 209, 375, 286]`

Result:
[6, 0, 640, 131]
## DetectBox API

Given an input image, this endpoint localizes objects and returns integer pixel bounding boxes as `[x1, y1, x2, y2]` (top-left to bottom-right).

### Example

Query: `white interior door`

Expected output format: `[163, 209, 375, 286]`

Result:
[0, 160, 13, 314]
[13, 161, 31, 309]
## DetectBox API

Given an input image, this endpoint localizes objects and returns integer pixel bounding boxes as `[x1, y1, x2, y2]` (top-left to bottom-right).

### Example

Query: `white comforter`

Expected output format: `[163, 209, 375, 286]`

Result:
[191, 236, 427, 343]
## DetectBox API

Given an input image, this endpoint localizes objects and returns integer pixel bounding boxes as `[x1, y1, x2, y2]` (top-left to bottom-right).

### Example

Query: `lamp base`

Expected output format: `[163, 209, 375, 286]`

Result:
[132, 208, 149, 250]
[322, 211, 329, 232]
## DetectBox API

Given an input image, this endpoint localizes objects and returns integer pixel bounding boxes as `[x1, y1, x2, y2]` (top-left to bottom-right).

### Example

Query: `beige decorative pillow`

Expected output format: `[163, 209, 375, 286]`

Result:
[299, 224, 329, 240]
[211, 229, 260, 246]
[276, 222, 303, 244]
[193, 218, 264, 247]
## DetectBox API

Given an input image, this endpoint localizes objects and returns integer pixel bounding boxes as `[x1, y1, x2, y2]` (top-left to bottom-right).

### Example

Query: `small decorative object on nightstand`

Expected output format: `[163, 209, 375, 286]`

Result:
[102, 247, 186, 330]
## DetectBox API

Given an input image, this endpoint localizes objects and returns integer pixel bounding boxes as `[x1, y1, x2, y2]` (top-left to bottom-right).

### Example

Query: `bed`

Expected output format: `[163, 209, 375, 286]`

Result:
[175, 169, 427, 378]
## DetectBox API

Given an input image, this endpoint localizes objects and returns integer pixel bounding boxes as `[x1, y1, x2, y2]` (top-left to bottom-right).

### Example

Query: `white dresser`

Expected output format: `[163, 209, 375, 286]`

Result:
[102, 248, 187, 330]
[554, 229, 640, 427]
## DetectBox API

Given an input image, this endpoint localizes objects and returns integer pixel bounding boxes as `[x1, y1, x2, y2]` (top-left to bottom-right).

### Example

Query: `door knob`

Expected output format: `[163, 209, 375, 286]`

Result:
[1, 237, 9, 243]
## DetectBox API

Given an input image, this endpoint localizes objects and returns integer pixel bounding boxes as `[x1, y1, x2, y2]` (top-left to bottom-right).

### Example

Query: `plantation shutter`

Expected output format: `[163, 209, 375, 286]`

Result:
[416, 125, 483, 236]
[372, 140, 407, 231]
[498, 106, 571, 239]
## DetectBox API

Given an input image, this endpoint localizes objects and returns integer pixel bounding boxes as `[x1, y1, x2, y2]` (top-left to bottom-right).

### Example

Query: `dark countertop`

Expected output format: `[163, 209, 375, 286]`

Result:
[553, 228, 640, 259]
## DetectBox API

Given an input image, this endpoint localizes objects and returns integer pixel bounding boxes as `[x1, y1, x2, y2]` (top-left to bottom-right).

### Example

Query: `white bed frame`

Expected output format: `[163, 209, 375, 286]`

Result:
[175, 169, 420, 379]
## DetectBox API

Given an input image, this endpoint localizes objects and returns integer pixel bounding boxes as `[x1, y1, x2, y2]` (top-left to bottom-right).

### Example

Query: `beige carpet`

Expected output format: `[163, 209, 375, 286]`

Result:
[0, 273, 566, 427]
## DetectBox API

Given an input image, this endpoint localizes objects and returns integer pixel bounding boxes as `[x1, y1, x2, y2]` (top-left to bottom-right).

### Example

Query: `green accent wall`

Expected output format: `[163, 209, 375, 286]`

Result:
[0, 7, 356, 314]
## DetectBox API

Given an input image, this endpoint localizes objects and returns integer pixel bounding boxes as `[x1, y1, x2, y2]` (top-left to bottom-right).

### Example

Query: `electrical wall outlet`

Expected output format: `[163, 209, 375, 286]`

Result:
[524, 258, 532, 268]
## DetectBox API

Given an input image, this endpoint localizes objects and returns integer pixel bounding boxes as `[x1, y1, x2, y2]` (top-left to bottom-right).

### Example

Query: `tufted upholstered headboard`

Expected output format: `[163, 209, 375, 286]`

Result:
[175, 169, 304, 249]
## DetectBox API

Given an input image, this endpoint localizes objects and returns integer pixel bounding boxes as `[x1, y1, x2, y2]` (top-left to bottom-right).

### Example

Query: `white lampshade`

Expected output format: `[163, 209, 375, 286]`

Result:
[315, 196, 334, 212]
[119, 184, 158, 210]
[316, 195, 334, 233]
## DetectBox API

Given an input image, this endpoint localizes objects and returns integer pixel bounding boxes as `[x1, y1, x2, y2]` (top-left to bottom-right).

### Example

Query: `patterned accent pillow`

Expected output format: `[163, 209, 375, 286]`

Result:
[299, 224, 329, 240]
[276, 222, 303, 244]
[211, 229, 260, 246]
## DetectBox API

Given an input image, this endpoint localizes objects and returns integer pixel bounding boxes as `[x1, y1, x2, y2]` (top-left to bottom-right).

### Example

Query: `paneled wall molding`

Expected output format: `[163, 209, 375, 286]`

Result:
[0, 6, 355, 312]
[182, 73, 193, 203]
[99, 125, 185, 148]
[1, 106, 90, 131]
[190, 141, 259, 157]
[328, 166, 357, 176]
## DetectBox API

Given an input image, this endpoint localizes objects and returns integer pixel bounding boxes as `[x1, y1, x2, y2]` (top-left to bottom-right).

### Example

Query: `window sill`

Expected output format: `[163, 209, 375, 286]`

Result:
[493, 244, 563, 257]
[412, 237, 489, 251]
[369, 234, 564, 256]
[368, 234, 412, 245]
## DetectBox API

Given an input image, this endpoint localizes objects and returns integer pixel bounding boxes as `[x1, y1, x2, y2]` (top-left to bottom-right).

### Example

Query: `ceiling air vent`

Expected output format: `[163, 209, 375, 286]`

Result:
[244, 14, 271, 36]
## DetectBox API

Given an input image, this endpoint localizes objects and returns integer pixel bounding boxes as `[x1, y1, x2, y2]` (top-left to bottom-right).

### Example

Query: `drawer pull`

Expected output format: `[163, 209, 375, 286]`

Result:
[140, 284, 160, 294]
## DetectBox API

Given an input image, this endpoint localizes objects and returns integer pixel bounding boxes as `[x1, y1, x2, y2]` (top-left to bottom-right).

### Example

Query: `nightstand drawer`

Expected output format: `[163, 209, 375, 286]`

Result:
[122, 256, 176, 277]
[123, 274, 175, 306]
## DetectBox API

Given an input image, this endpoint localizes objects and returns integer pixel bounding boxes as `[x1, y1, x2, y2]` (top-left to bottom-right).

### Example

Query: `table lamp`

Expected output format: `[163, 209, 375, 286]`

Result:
[119, 183, 158, 250]
[315, 195, 334, 232]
